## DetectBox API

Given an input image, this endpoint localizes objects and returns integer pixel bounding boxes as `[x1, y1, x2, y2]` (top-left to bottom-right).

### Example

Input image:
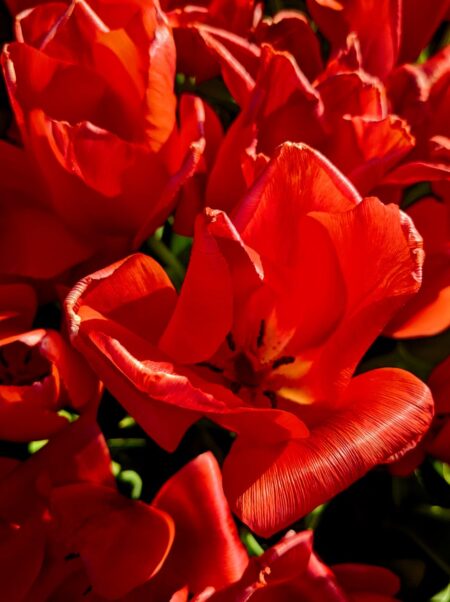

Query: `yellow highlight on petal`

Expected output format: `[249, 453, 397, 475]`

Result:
[277, 386, 313, 405]
[276, 359, 312, 379]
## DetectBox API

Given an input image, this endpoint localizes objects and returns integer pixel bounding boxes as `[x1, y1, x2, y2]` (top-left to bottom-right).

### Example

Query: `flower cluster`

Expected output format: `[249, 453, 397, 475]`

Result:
[0, 0, 449, 599]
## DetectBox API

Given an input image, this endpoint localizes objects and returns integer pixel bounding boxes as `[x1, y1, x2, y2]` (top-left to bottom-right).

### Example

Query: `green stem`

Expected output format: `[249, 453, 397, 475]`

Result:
[147, 237, 186, 286]
[240, 528, 264, 556]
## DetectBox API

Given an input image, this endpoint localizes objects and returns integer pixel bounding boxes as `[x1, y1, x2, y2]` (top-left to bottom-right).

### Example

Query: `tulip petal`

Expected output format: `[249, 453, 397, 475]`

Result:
[0, 521, 46, 602]
[0, 284, 37, 338]
[51, 483, 175, 599]
[39, 330, 102, 410]
[332, 564, 400, 597]
[234, 143, 360, 248]
[398, 0, 450, 64]
[152, 453, 248, 594]
[160, 210, 262, 364]
[0, 415, 113, 524]
[304, 198, 424, 398]
[256, 11, 323, 82]
[223, 368, 433, 536]
[306, 0, 401, 79]
[0, 405, 68, 442]
[68, 254, 176, 342]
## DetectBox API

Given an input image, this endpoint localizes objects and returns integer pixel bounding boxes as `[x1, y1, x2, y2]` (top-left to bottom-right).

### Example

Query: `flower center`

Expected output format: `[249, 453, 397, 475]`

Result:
[0, 341, 51, 387]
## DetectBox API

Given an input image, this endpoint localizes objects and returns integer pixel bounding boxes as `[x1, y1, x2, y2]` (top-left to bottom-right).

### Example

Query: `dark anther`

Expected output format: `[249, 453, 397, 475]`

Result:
[64, 552, 80, 561]
[197, 362, 224, 374]
[23, 348, 33, 365]
[230, 381, 242, 394]
[0, 352, 8, 368]
[83, 585, 93, 596]
[226, 332, 236, 352]
[263, 390, 277, 408]
[256, 320, 265, 348]
[272, 356, 295, 370]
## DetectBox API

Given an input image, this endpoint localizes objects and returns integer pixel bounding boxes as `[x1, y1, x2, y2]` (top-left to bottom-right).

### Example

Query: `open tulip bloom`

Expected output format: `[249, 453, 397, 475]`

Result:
[0, 0, 449, 598]
[66, 143, 434, 536]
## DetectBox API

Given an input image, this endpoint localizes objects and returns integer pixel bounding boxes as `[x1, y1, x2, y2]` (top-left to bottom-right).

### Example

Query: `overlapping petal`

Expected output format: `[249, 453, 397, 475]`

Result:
[223, 369, 433, 536]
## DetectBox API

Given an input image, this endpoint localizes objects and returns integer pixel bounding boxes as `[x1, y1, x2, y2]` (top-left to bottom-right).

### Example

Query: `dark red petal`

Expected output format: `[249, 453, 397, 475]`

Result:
[332, 564, 400, 596]
[0, 405, 68, 442]
[208, 0, 256, 35]
[406, 197, 449, 255]
[0, 415, 114, 524]
[398, 0, 450, 64]
[0, 521, 46, 602]
[256, 11, 323, 82]
[0, 199, 93, 280]
[382, 161, 450, 186]
[0, 284, 37, 338]
[133, 96, 207, 247]
[51, 484, 174, 599]
[200, 530, 351, 601]
[426, 419, 450, 464]
[326, 115, 414, 195]
[39, 330, 102, 410]
[223, 368, 433, 536]
[306, 0, 401, 79]
[429, 355, 450, 414]
[197, 27, 257, 107]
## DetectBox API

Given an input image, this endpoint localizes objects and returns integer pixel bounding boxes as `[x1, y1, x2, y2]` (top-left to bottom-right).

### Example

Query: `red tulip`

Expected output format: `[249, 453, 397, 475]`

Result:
[306, 0, 450, 79]
[200, 39, 415, 227]
[192, 530, 400, 601]
[253, 10, 323, 82]
[0, 0, 206, 283]
[50, 484, 175, 599]
[0, 413, 114, 525]
[0, 415, 117, 601]
[66, 143, 433, 536]
[0, 328, 101, 441]
[27, 452, 247, 600]
[162, 0, 260, 82]
[382, 44, 450, 194]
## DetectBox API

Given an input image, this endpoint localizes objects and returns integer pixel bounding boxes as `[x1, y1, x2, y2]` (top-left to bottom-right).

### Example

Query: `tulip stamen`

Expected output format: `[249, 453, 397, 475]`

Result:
[263, 390, 277, 408]
[226, 332, 236, 352]
[230, 381, 242, 394]
[197, 362, 224, 374]
[83, 585, 93, 596]
[272, 356, 295, 370]
[64, 552, 80, 561]
[0, 352, 8, 368]
[256, 320, 265, 348]
[23, 348, 33, 365]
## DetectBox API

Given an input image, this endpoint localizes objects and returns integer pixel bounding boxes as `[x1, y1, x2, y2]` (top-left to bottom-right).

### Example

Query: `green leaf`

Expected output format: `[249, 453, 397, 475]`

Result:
[431, 582, 450, 602]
